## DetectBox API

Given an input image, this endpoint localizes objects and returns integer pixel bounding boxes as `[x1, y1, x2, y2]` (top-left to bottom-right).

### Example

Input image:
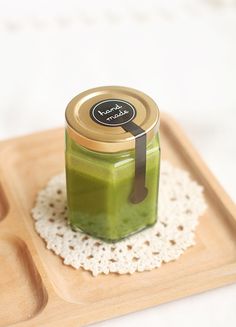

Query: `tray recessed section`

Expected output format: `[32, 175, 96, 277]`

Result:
[0, 184, 9, 221]
[0, 234, 47, 326]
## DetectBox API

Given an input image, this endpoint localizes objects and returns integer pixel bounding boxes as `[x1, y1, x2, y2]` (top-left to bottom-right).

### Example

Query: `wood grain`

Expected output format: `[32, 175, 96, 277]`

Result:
[0, 113, 235, 327]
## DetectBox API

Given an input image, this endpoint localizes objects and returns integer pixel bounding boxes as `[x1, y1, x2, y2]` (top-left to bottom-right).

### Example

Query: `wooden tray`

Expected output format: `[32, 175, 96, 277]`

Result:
[0, 114, 235, 327]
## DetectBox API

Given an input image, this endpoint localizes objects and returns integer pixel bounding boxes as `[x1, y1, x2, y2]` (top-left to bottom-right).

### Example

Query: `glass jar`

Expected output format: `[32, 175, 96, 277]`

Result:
[65, 86, 160, 242]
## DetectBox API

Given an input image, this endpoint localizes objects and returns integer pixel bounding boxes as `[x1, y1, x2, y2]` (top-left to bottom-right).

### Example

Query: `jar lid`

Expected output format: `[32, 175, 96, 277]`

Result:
[65, 86, 160, 153]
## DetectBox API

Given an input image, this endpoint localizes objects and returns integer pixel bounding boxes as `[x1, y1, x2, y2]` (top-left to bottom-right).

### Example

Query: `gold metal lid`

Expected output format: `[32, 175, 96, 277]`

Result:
[65, 86, 160, 153]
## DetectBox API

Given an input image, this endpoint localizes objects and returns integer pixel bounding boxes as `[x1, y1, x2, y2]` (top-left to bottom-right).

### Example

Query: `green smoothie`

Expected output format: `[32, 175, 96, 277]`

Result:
[66, 132, 160, 242]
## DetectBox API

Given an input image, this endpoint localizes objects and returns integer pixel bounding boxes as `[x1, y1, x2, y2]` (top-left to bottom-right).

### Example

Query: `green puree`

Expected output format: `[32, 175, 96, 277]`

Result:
[66, 132, 160, 242]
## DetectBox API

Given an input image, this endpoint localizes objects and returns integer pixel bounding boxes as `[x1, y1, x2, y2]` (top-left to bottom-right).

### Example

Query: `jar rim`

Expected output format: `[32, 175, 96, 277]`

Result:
[65, 86, 160, 153]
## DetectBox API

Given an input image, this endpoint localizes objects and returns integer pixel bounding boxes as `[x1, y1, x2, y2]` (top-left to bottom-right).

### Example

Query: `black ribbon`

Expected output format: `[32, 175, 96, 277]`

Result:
[122, 121, 148, 204]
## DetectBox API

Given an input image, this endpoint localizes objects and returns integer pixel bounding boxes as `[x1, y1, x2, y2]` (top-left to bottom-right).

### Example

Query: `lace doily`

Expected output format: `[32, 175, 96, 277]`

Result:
[32, 161, 207, 276]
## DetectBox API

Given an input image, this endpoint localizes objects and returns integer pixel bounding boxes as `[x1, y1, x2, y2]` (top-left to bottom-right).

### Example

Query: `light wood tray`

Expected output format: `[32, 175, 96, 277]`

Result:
[0, 114, 235, 327]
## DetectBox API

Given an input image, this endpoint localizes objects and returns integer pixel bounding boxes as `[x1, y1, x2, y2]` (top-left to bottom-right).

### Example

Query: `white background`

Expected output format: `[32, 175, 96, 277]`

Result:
[0, 1, 236, 326]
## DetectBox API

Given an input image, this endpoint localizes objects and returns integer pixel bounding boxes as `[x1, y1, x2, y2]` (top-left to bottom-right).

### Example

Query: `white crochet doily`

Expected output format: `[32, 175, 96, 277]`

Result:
[32, 161, 207, 276]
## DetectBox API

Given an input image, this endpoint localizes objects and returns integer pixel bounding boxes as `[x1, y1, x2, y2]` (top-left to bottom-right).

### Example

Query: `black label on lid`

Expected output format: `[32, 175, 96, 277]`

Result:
[90, 98, 148, 204]
[90, 99, 136, 127]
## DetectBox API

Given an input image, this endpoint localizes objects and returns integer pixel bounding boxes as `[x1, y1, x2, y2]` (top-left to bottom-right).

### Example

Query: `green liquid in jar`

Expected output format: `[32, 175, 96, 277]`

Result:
[65, 131, 160, 242]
